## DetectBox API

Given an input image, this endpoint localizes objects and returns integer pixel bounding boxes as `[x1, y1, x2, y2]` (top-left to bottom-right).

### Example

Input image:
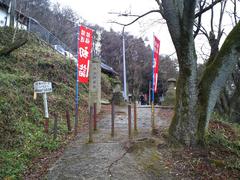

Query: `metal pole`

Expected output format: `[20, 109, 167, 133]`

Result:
[74, 26, 80, 136]
[43, 93, 49, 118]
[89, 106, 93, 143]
[74, 66, 79, 135]
[122, 26, 127, 101]
[128, 104, 132, 139]
[43, 93, 49, 133]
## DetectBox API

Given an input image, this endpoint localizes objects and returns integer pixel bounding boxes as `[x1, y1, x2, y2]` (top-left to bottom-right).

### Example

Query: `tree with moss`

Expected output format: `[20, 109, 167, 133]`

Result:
[200, 0, 240, 123]
[119, 0, 240, 146]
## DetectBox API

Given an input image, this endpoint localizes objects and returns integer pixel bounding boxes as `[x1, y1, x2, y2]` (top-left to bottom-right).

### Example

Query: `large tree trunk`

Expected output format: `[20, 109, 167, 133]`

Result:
[162, 0, 199, 146]
[160, 0, 240, 146]
[168, 40, 198, 146]
[197, 22, 240, 144]
[216, 63, 240, 122]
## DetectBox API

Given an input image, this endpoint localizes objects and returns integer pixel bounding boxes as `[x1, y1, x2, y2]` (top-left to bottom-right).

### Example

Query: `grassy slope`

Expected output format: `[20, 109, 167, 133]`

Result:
[0, 27, 89, 179]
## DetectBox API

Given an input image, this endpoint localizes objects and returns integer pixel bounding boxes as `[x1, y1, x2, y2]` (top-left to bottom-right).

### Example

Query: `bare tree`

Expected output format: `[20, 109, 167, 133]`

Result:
[211, 0, 240, 121]
[118, 0, 240, 146]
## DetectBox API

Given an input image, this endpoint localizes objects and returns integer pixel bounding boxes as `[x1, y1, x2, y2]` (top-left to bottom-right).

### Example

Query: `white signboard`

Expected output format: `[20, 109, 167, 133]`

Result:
[33, 81, 52, 118]
[34, 81, 52, 93]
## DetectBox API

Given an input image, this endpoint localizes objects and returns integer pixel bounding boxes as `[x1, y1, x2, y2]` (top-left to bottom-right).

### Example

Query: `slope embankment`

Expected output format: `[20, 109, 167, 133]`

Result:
[0, 27, 89, 179]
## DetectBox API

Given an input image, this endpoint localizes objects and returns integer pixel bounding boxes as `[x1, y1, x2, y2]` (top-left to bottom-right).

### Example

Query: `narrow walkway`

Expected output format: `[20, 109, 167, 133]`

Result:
[46, 105, 173, 180]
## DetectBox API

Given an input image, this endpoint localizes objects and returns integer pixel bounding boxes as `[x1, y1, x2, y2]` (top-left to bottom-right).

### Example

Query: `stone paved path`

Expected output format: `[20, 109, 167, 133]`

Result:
[46, 105, 173, 180]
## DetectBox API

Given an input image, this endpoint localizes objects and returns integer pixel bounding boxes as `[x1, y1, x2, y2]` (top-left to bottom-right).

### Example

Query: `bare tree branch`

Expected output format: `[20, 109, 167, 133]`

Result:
[217, 0, 227, 41]
[155, 0, 164, 17]
[194, 15, 202, 38]
[194, 0, 206, 38]
[210, 0, 214, 32]
[233, 0, 237, 25]
[109, 10, 161, 27]
[197, 23, 209, 38]
[155, 0, 161, 7]
[112, 0, 223, 30]
[195, 0, 222, 18]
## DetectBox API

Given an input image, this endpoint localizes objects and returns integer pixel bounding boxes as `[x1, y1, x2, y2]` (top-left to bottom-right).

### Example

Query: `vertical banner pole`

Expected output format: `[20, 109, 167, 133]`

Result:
[74, 67, 79, 135]
[74, 26, 80, 136]
[75, 25, 94, 136]
[122, 26, 127, 101]
[151, 35, 155, 131]
[151, 35, 160, 133]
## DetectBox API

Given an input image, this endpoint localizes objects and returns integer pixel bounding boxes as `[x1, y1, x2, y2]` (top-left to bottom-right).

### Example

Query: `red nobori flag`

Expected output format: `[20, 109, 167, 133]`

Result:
[78, 26, 93, 83]
[153, 36, 160, 92]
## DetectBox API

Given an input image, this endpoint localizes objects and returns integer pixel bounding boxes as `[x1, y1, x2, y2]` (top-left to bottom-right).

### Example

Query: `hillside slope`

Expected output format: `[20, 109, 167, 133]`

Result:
[0, 27, 89, 178]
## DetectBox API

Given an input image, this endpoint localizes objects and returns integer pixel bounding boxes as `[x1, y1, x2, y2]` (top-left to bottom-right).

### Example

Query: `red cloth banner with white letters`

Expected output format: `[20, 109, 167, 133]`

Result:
[78, 26, 93, 83]
[153, 36, 160, 92]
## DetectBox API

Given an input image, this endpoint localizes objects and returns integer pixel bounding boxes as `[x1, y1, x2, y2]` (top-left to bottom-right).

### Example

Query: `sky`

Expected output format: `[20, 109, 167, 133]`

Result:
[51, 0, 175, 56]
[51, 0, 239, 63]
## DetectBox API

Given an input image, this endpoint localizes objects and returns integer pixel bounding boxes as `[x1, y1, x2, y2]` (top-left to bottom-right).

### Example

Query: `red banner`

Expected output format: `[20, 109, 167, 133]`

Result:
[153, 36, 160, 92]
[78, 26, 93, 83]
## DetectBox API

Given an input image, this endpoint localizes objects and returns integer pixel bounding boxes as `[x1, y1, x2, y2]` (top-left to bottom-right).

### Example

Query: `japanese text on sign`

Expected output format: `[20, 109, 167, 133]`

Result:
[34, 81, 52, 93]
[78, 26, 93, 83]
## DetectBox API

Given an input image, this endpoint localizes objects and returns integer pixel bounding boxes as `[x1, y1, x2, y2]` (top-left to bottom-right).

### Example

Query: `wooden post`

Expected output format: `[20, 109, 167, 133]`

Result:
[111, 100, 115, 137]
[44, 118, 49, 133]
[128, 104, 132, 139]
[66, 109, 71, 132]
[53, 113, 58, 140]
[93, 103, 97, 131]
[134, 101, 137, 131]
[89, 106, 93, 143]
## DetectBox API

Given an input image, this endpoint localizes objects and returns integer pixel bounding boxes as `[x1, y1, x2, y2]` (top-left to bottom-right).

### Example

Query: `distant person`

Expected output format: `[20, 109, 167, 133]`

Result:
[144, 94, 148, 104]
[140, 94, 145, 105]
